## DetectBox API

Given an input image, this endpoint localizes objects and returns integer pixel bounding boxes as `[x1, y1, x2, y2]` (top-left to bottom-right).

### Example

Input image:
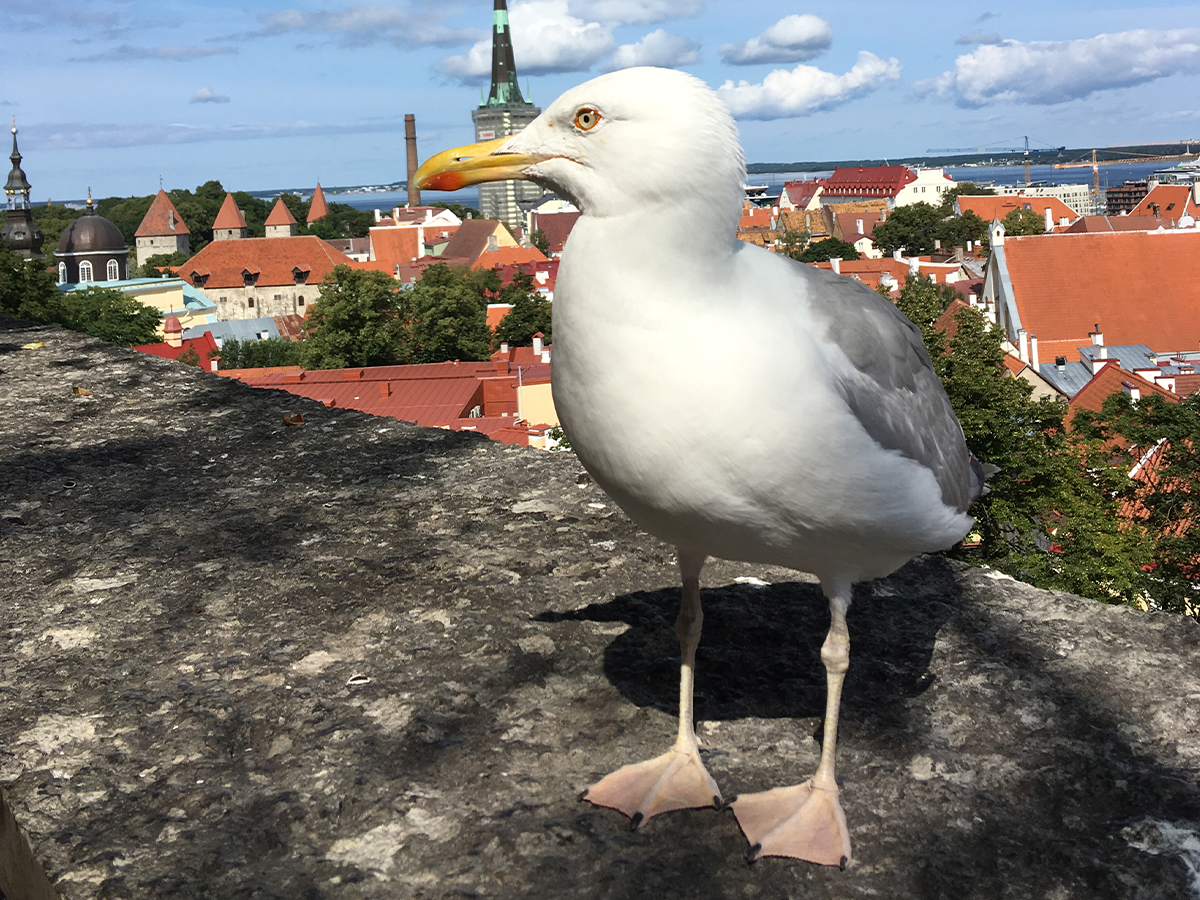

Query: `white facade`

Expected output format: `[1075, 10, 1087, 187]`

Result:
[893, 168, 956, 207]
[1013, 183, 1095, 216]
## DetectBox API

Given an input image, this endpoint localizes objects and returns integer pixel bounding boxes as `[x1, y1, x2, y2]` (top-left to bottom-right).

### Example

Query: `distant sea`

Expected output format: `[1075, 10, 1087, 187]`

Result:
[748, 160, 1181, 194]
[330, 188, 480, 212]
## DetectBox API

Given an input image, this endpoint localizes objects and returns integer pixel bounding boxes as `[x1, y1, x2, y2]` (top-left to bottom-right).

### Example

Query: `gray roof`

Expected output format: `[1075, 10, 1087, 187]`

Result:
[1038, 343, 1165, 398]
[183, 317, 279, 344]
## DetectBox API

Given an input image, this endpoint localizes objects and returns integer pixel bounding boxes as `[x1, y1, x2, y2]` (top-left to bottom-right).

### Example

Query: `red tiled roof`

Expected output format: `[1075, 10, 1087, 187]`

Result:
[1063, 215, 1173, 233]
[273, 314, 306, 340]
[821, 165, 916, 198]
[529, 210, 580, 253]
[487, 304, 513, 330]
[834, 211, 881, 241]
[182, 236, 355, 289]
[492, 259, 558, 293]
[133, 332, 220, 372]
[307, 184, 329, 223]
[265, 197, 298, 226]
[472, 246, 548, 269]
[369, 227, 421, 269]
[218, 359, 553, 446]
[1066, 361, 1180, 428]
[1001, 230, 1200, 363]
[782, 180, 822, 208]
[956, 194, 1077, 224]
[135, 190, 190, 238]
[212, 193, 247, 230]
[441, 219, 513, 266]
[1129, 184, 1199, 220]
[1174, 372, 1200, 397]
[739, 207, 775, 232]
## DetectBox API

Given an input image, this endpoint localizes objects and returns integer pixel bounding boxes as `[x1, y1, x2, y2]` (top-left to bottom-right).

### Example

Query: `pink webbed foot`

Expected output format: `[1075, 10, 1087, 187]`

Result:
[731, 780, 851, 867]
[582, 746, 722, 829]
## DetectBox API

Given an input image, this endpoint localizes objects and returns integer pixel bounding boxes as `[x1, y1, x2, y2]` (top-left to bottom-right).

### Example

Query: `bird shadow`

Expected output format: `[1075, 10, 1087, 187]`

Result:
[536, 555, 958, 727]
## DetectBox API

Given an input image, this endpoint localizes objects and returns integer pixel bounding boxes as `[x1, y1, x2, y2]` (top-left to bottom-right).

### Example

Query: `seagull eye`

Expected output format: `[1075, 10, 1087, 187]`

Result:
[573, 108, 601, 131]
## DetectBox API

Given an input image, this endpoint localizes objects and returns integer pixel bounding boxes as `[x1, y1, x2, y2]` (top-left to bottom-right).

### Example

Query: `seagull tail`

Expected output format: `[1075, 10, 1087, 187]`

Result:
[969, 456, 999, 500]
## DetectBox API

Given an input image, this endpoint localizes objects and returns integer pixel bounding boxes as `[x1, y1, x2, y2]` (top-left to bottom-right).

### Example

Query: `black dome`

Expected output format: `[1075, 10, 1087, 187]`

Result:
[57, 215, 126, 254]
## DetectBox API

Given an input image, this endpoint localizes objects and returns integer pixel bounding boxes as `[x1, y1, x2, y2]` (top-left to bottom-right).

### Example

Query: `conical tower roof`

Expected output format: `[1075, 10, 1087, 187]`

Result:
[265, 196, 299, 226]
[482, 0, 530, 108]
[307, 184, 329, 223]
[135, 189, 190, 237]
[5, 122, 32, 199]
[212, 192, 248, 229]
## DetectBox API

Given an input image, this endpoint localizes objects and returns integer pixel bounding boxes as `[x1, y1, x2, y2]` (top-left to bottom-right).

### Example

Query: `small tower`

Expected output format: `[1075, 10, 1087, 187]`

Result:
[212, 192, 248, 240]
[1, 119, 45, 258]
[307, 184, 329, 224]
[163, 313, 183, 347]
[55, 188, 129, 283]
[470, 0, 542, 234]
[134, 189, 190, 267]
[264, 197, 299, 238]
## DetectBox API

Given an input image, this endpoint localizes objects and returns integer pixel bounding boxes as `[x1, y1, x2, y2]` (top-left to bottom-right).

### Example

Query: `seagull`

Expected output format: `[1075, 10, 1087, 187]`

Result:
[415, 67, 984, 868]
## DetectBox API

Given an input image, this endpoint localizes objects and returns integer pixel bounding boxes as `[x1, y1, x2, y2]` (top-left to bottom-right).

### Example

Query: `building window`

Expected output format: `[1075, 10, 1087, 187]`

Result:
[243, 270, 258, 287]
[248, 297, 255, 309]
[298, 296, 305, 306]
[107, 258, 119, 281]
[58, 262, 66, 283]
[274, 294, 282, 301]
[79, 260, 93, 283]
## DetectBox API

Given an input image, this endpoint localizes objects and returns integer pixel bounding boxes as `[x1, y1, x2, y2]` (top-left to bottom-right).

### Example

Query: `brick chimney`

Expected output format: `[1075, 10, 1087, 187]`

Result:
[405, 114, 421, 207]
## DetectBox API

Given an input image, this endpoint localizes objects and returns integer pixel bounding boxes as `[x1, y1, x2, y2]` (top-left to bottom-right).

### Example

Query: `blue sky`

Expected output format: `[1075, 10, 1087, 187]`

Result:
[7, 0, 1200, 199]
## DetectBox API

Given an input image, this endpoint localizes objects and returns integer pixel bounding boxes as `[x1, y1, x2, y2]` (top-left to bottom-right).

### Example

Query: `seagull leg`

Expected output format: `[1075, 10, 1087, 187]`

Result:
[732, 585, 853, 867]
[582, 550, 723, 827]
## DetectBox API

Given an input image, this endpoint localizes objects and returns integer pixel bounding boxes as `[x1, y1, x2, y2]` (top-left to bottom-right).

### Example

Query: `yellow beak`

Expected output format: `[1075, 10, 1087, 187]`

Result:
[413, 136, 547, 192]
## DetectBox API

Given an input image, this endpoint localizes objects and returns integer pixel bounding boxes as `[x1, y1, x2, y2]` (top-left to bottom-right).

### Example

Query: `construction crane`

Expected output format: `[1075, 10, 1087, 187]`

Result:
[1054, 148, 1200, 193]
[926, 137, 1066, 185]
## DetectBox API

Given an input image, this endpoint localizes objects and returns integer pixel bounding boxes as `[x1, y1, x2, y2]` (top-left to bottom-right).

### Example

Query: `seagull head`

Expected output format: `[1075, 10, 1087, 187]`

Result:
[414, 67, 745, 222]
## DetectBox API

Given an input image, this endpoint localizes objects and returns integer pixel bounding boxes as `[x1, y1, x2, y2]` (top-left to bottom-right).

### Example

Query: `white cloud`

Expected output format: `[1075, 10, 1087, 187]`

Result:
[956, 30, 1002, 46]
[251, 4, 475, 48]
[190, 87, 230, 104]
[72, 44, 237, 62]
[441, 0, 614, 80]
[720, 15, 833, 66]
[926, 28, 1200, 106]
[603, 29, 699, 71]
[566, 0, 700, 26]
[717, 51, 901, 120]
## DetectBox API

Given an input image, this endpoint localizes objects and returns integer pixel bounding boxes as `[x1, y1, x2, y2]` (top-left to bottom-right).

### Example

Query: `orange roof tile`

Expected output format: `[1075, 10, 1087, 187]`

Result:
[1063, 215, 1173, 233]
[487, 304, 513, 330]
[441, 219, 514, 265]
[212, 193, 247, 230]
[957, 194, 1077, 224]
[472, 246, 548, 269]
[307, 184, 329, 223]
[135, 189, 190, 238]
[369, 227, 421, 269]
[1129, 184, 1200, 220]
[265, 197, 299, 226]
[1001, 230, 1200, 363]
[529, 210, 580, 253]
[1066, 361, 1180, 429]
[181, 236, 355, 289]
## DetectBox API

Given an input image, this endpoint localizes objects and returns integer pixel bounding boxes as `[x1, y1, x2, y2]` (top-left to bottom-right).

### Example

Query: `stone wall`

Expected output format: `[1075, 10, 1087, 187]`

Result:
[211, 284, 313, 321]
[135, 235, 190, 268]
[1, 316, 1198, 900]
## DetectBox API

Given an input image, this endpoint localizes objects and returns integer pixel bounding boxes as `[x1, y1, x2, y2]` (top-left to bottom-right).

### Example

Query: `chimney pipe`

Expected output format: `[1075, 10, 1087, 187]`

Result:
[1193, 180, 1200, 207]
[1030, 334, 1039, 368]
[532, 332, 544, 355]
[1044, 207, 1054, 232]
[1091, 325, 1104, 347]
[829, 257, 841, 275]
[405, 114, 421, 207]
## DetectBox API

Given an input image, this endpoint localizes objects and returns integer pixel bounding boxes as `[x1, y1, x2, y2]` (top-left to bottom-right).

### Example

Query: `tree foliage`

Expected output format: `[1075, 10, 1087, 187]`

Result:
[778, 229, 811, 260]
[938, 181, 995, 216]
[301, 266, 410, 369]
[872, 202, 945, 255]
[530, 229, 550, 255]
[1002, 207, 1047, 236]
[218, 337, 305, 369]
[798, 237, 860, 262]
[494, 270, 552, 347]
[431, 201, 479, 220]
[408, 264, 492, 364]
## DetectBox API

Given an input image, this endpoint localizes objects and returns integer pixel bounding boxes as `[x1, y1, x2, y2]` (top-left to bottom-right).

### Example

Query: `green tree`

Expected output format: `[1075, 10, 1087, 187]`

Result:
[938, 181, 995, 216]
[494, 270, 552, 347]
[530, 228, 550, 255]
[0, 246, 60, 319]
[798, 237, 860, 262]
[936, 210, 989, 252]
[1073, 393, 1200, 615]
[301, 265, 410, 369]
[893, 274, 1150, 604]
[1001, 207, 1047, 236]
[138, 251, 190, 277]
[872, 201, 945, 255]
[48, 286, 162, 346]
[301, 202, 375, 240]
[408, 263, 492, 363]
[95, 194, 155, 245]
[778, 228, 811, 260]
[217, 337, 305, 369]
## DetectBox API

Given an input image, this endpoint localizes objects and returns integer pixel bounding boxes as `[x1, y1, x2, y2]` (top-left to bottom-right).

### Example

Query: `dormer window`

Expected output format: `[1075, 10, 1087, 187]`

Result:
[243, 268, 258, 287]
[293, 266, 310, 285]
[190, 271, 207, 288]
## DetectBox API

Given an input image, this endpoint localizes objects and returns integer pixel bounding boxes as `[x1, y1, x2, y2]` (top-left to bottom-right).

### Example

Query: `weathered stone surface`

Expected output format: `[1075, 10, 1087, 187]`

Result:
[2, 316, 1199, 900]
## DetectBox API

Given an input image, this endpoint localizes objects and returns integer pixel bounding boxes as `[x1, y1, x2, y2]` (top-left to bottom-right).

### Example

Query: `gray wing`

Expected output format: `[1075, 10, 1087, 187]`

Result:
[787, 260, 977, 513]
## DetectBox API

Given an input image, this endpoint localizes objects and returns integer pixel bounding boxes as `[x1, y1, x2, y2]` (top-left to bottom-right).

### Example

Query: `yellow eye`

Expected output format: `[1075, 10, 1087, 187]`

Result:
[573, 107, 601, 131]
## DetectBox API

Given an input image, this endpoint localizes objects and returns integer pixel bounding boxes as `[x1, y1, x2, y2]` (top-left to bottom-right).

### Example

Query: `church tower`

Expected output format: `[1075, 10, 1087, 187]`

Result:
[470, 0, 542, 235]
[1, 119, 45, 258]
